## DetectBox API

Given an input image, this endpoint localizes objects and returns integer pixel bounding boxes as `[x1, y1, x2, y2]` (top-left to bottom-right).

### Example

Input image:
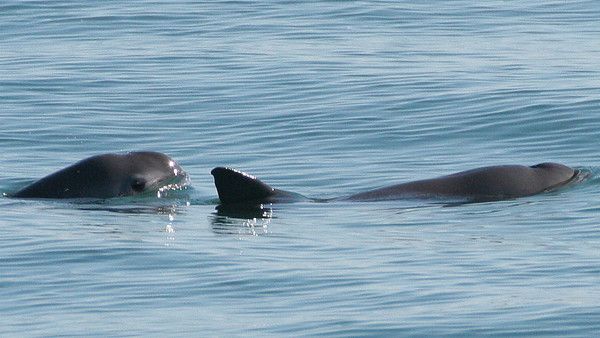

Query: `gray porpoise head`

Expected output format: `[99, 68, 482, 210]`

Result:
[12, 151, 188, 199]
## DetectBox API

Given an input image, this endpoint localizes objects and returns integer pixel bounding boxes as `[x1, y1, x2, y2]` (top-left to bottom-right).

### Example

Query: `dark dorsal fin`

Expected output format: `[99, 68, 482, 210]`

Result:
[211, 167, 276, 204]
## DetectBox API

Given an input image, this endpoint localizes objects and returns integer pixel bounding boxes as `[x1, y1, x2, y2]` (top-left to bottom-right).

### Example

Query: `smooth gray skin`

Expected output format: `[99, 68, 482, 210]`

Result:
[12, 152, 187, 199]
[211, 163, 578, 205]
[346, 163, 576, 202]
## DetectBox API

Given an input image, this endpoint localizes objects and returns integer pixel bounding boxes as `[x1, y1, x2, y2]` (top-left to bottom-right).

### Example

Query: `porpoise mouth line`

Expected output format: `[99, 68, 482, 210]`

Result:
[155, 173, 191, 198]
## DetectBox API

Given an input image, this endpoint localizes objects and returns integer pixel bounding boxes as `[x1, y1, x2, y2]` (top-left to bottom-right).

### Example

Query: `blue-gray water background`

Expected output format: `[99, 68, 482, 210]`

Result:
[2, 1, 600, 336]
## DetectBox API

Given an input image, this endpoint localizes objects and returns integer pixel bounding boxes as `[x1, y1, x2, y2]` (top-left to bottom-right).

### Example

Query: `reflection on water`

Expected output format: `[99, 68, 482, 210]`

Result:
[76, 203, 183, 215]
[215, 203, 273, 219]
[211, 203, 273, 236]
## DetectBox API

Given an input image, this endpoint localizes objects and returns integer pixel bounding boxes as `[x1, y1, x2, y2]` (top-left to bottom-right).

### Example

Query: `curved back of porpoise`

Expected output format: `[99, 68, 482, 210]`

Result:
[347, 163, 577, 201]
[210, 163, 577, 205]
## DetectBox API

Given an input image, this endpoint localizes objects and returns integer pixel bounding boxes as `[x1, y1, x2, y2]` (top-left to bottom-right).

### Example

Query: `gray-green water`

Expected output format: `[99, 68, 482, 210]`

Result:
[2, 1, 600, 336]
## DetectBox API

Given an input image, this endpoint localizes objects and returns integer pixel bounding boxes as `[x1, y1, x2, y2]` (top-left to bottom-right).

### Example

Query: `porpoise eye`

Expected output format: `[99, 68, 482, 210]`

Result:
[131, 179, 146, 193]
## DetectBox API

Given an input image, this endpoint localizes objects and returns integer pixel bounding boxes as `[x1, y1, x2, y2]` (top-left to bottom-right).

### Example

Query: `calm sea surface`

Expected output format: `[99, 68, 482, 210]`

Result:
[2, 1, 600, 336]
